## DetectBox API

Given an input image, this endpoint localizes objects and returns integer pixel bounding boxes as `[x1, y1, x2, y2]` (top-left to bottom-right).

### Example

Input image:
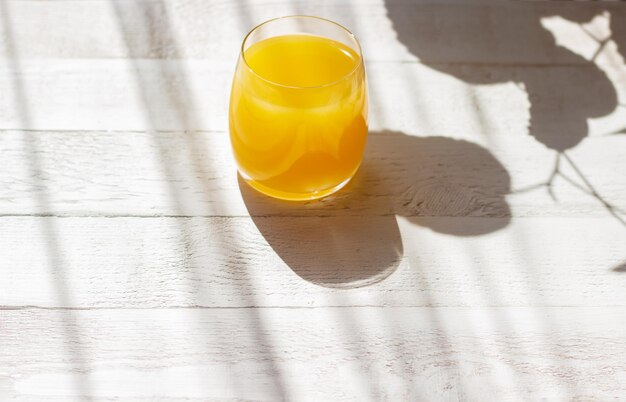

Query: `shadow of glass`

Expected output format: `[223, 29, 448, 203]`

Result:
[239, 175, 404, 288]
[240, 130, 511, 288]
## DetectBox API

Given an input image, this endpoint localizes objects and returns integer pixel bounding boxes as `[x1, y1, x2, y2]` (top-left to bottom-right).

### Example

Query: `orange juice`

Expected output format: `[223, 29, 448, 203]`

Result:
[229, 33, 368, 200]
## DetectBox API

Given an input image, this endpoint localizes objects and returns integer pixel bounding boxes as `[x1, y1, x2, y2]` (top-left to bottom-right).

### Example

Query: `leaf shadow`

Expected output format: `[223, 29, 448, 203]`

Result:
[384, 0, 624, 225]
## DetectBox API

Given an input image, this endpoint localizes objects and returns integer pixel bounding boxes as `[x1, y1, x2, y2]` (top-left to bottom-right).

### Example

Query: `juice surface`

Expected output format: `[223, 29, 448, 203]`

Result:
[229, 34, 368, 200]
[244, 34, 359, 87]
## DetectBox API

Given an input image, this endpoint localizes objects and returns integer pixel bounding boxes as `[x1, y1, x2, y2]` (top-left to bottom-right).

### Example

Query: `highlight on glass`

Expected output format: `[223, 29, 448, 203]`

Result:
[229, 16, 368, 201]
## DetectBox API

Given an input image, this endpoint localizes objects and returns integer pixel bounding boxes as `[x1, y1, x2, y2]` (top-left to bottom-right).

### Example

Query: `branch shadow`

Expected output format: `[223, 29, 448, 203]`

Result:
[240, 130, 511, 288]
[605, 9, 626, 72]
[385, 0, 624, 225]
[602, 10, 626, 138]
[381, 1, 626, 396]
[613, 262, 626, 273]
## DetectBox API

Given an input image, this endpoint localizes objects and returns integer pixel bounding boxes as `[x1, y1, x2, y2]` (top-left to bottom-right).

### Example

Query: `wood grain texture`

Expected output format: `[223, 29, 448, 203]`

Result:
[1, 0, 623, 64]
[1, 129, 625, 218]
[1, 216, 625, 307]
[1, 0, 626, 400]
[0, 59, 624, 135]
[1, 308, 626, 401]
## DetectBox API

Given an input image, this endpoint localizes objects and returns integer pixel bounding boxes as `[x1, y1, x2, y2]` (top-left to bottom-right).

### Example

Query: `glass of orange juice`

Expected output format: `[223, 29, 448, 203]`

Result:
[229, 16, 368, 201]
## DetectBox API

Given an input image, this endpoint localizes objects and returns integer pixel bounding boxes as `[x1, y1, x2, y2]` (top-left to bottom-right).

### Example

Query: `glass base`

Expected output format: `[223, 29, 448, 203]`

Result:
[241, 174, 353, 201]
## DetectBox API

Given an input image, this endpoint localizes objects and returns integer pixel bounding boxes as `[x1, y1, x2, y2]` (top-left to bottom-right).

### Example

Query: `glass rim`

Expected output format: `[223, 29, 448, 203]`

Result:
[240, 15, 364, 90]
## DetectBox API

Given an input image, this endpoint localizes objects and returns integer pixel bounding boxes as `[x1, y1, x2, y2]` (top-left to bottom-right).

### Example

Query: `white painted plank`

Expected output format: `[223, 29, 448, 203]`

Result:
[1, 308, 626, 400]
[0, 0, 623, 65]
[1, 216, 625, 308]
[1, 129, 625, 218]
[1, 2, 624, 401]
[0, 59, 624, 136]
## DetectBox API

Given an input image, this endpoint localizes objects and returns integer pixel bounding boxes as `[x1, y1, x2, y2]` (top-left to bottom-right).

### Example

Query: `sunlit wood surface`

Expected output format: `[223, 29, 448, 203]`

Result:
[1, 0, 626, 400]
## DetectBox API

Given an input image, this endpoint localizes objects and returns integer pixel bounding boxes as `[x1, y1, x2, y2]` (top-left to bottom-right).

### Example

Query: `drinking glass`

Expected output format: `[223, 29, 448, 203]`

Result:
[229, 16, 368, 201]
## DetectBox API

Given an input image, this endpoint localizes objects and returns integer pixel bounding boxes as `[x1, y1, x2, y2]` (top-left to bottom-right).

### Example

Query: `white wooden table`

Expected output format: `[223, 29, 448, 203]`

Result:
[2, 0, 626, 400]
